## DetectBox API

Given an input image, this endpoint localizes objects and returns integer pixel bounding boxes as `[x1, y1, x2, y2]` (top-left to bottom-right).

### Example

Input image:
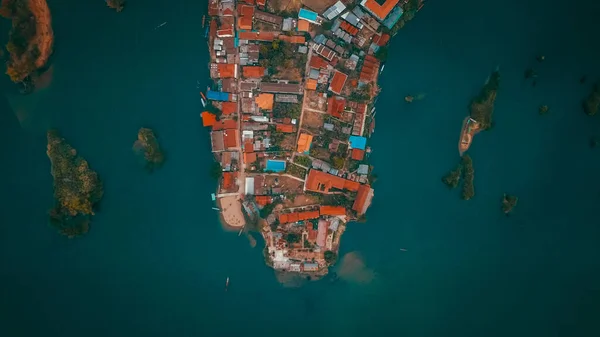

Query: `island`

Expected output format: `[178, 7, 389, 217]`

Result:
[0, 0, 54, 93]
[442, 163, 462, 188]
[105, 0, 124, 12]
[502, 194, 518, 215]
[457, 70, 499, 155]
[539, 105, 549, 115]
[583, 83, 600, 116]
[461, 154, 474, 200]
[133, 127, 165, 171]
[202, 0, 423, 278]
[47, 130, 103, 238]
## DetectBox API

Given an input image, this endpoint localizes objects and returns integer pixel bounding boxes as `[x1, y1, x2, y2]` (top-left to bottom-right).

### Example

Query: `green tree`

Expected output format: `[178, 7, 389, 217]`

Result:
[324, 250, 337, 264]
[210, 162, 222, 180]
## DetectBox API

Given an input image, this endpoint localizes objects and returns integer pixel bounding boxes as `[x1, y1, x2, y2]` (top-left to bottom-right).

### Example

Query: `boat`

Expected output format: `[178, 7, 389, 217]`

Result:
[418, 0, 426, 11]
[211, 193, 216, 201]
[201, 98, 206, 107]
[458, 116, 480, 156]
[204, 26, 209, 38]
[154, 22, 167, 30]
[200, 92, 207, 100]
[202, 15, 206, 28]
[225, 277, 229, 291]
[212, 207, 220, 211]
[380, 64, 385, 74]
[400, 248, 407, 252]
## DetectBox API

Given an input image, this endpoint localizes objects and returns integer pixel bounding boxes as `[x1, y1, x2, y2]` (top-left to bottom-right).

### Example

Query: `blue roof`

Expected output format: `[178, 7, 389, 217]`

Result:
[299, 8, 318, 22]
[349, 136, 367, 150]
[266, 160, 286, 172]
[206, 90, 229, 101]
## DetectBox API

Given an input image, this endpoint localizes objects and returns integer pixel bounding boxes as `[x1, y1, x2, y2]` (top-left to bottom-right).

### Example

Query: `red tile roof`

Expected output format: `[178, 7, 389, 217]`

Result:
[223, 130, 238, 149]
[244, 140, 254, 153]
[305, 170, 360, 193]
[327, 96, 346, 118]
[255, 195, 272, 206]
[309, 56, 329, 69]
[221, 102, 238, 115]
[278, 35, 306, 44]
[320, 206, 346, 216]
[217, 27, 234, 37]
[237, 4, 255, 17]
[238, 17, 253, 30]
[377, 33, 390, 46]
[279, 210, 320, 224]
[276, 124, 294, 133]
[242, 66, 265, 78]
[212, 119, 238, 131]
[329, 70, 348, 95]
[351, 148, 365, 161]
[353, 184, 373, 215]
[361, 0, 399, 20]
[340, 21, 359, 36]
[216, 63, 236, 78]
[222, 172, 235, 189]
[238, 31, 276, 41]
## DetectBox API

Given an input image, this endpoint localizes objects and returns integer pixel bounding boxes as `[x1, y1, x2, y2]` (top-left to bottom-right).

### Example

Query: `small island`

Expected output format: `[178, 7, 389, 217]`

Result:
[133, 128, 165, 171]
[442, 164, 462, 189]
[539, 105, 549, 115]
[583, 83, 600, 116]
[105, 0, 125, 12]
[502, 194, 518, 215]
[461, 154, 475, 200]
[1, 0, 54, 93]
[202, 0, 424, 278]
[47, 130, 103, 238]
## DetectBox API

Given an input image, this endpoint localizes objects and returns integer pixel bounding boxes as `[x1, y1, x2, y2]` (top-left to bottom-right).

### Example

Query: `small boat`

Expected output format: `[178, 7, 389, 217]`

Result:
[154, 22, 167, 30]
[202, 15, 206, 28]
[211, 193, 216, 201]
[201, 98, 206, 107]
[225, 277, 229, 291]
[400, 248, 407, 252]
[204, 26, 209, 38]
[200, 92, 207, 100]
[418, 0, 426, 11]
[380, 64, 385, 74]
[212, 207, 220, 211]
[370, 107, 376, 113]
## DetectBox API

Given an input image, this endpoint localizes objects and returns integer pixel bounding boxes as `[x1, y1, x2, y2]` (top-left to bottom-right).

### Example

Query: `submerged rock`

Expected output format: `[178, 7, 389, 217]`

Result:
[502, 194, 518, 215]
[583, 83, 600, 116]
[133, 128, 165, 171]
[46, 130, 103, 238]
[539, 105, 549, 115]
[106, 0, 125, 12]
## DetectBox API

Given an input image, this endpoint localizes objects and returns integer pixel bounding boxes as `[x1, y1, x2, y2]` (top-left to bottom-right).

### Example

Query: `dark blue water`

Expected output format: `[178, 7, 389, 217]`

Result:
[1, 0, 599, 336]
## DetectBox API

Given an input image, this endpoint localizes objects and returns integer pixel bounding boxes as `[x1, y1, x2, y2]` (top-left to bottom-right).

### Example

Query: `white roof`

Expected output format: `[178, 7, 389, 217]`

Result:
[245, 177, 255, 195]
[322, 1, 346, 20]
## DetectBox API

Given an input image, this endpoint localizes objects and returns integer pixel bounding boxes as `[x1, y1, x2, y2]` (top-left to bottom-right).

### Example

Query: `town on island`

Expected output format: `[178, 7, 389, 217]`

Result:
[201, 0, 424, 277]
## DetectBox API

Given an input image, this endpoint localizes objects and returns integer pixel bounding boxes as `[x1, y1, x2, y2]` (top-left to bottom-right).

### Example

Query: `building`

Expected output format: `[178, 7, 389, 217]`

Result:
[298, 8, 319, 24]
[210, 63, 238, 79]
[212, 119, 237, 131]
[327, 96, 346, 118]
[255, 93, 274, 110]
[206, 90, 231, 101]
[360, 0, 399, 21]
[260, 82, 303, 94]
[329, 71, 348, 95]
[221, 102, 238, 115]
[305, 78, 317, 90]
[237, 17, 253, 30]
[242, 66, 265, 78]
[353, 184, 374, 215]
[349, 135, 367, 150]
[320, 206, 346, 216]
[322, 1, 346, 20]
[297, 133, 313, 153]
[305, 170, 360, 193]
[316, 220, 328, 247]
[282, 17, 295, 31]
[254, 10, 283, 28]
[351, 148, 365, 161]
[275, 94, 299, 103]
[276, 124, 294, 133]
[279, 210, 320, 224]
[314, 44, 335, 61]
[278, 35, 306, 44]
[302, 262, 319, 272]
[238, 31, 276, 42]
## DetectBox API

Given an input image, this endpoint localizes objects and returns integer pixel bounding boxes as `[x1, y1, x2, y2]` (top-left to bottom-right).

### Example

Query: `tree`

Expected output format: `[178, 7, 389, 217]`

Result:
[332, 156, 345, 170]
[324, 250, 337, 264]
[285, 233, 300, 244]
[210, 162, 222, 180]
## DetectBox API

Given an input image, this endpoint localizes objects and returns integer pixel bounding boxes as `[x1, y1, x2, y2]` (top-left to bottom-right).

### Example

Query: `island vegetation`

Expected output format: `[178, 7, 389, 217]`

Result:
[133, 128, 165, 171]
[583, 83, 600, 116]
[470, 71, 500, 130]
[47, 130, 103, 238]
[461, 154, 475, 200]
[502, 194, 518, 215]
[106, 0, 125, 12]
[0, 0, 54, 92]
[442, 164, 462, 189]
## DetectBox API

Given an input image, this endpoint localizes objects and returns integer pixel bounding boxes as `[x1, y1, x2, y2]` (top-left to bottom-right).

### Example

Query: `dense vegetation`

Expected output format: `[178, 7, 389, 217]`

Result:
[133, 128, 165, 171]
[324, 250, 337, 264]
[46, 130, 103, 238]
[259, 40, 306, 74]
[442, 164, 462, 188]
[470, 71, 500, 130]
[273, 102, 301, 119]
[293, 155, 312, 168]
[461, 154, 475, 200]
[502, 194, 518, 214]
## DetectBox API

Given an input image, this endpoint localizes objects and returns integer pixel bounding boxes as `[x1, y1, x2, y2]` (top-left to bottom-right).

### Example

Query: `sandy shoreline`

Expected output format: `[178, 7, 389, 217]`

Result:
[218, 195, 246, 229]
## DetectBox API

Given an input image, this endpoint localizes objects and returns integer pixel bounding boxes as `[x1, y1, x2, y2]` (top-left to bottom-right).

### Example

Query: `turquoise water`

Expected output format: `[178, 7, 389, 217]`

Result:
[1, 0, 599, 336]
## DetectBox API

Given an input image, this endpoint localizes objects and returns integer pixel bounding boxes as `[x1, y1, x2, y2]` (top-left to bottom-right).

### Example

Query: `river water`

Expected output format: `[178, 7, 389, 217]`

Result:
[1, 0, 599, 336]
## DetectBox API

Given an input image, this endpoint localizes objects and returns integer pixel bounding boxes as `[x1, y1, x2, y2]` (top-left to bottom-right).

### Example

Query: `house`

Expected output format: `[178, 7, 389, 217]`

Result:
[359, 0, 399, 21]
[255, 93, 274, 110]
[314, 44, 335, 61]
[278, 35, 306, 44]
[329, 70, 348, 95]
[320, 205, 346, 216]
[216, 27, 234, 38]
[276, 124, 294, 133]
[305, 170, 360, 193]
[282, 18, 295, 31]
[297, 19, 311, 32]
[221, 102, 238, 115]
[212, 119, 237, 131]
[349, 135, 367, 150]
[238, 31, 276, 41]
[351, 148, 365, 161]
[340, 21, 359, 35]
[260, 82, 303, 94]
[238, 17, 253, 30]
[305, 79, 317, 90]
[254, 10, 284, 29]
[302, 262, 319, 272]
[210, 63, 238, 79]
[309, 55, 329, 69]
[275, 94, 299, 103]
[201, 111, 217, 127]
[237, 4, 255, 17]
[243, 66, 265, 78]
[208, 0, 218, 16]
[327, 96, 346, 118]
[297, 133, 313, 153]
[245, 177, 255, 195]
[353, 184, 374, 215]
[316, 220, 328, 247]
[322, 1, 346, 20]
[210, 131, 225, 152]
[298, 8, 319, 24]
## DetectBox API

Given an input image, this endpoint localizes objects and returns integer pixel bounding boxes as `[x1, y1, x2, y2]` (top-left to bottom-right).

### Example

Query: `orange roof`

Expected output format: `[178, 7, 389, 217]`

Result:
[279, 35, 306, 44]
[305, 170, 360, 193]
[255, 195, 272, 206]
[276, 124, 294, 133]
[305, 78, 317, 90]
[223, 130, 238, 148]
[378, 33, 390, 46]
[255, 93, 274, 110]
[201, 111, 217, 127]
[244, 152, 257, 164]
[217, 63, 236, 78]
[329, 71, 348, 95]
[353, 184, 373, 215]
[320, 206, 346, 216]
[340, 21, 359, 36]
[244, 140, 254, 153]
[238, 17, 253, 30]
[297, 19, 310, 32]
[327, 96, 346, 118]
[361, 0, 399, 20]
[351, 148, 365, 161]
[217, 28, 234, 37]
[243, 66, 265, 78]
[238, 31, 276, 41]
[237, 4, 255, 16]
[279, 210, 320, 224]
[212, 119, 237, 131]
[222, 172, 234, 189]
[309, 56, 329, 69]
[221, 102, 238, 115]
[297, 133, 313, 153]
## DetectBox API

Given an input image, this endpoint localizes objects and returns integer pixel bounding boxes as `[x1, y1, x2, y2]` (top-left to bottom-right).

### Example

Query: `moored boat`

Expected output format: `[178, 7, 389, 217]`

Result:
[225, 277, 229, 291]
